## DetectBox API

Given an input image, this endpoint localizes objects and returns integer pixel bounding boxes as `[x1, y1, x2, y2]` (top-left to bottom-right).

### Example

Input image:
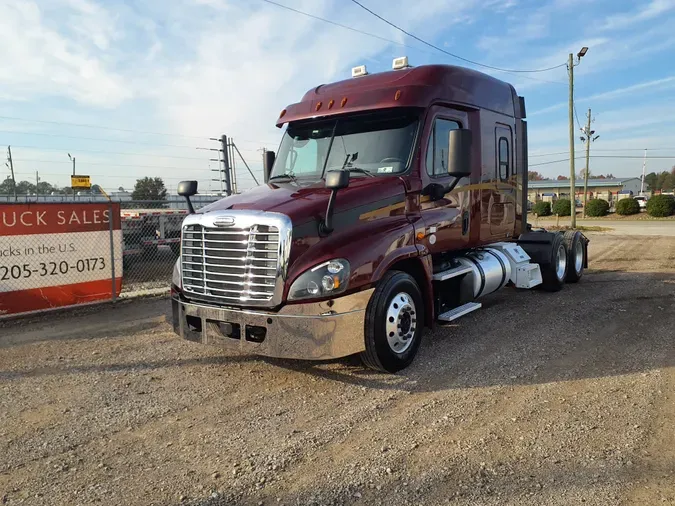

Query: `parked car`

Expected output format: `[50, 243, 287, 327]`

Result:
[635, 196, 648, 209]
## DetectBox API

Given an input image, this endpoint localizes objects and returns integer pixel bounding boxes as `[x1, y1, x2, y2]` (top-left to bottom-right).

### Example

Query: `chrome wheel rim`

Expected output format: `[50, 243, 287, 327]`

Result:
[556, 244, 567, 281]
[385, 292, 417, 354]
[574, 240, 584, 273]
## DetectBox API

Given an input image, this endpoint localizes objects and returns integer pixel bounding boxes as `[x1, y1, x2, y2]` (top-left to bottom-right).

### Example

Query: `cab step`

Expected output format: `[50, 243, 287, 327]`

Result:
[432, 264, 473, 281]
[437, 302, 482, 323]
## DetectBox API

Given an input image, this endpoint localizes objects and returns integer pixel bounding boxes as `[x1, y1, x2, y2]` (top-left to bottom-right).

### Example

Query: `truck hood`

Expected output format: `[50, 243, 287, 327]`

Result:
[199, 176, 408, 226]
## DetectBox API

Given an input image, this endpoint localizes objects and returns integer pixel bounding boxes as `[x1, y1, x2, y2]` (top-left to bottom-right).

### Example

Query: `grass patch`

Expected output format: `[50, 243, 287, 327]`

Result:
[546, 225, 613, 232]
[530, 212, 675, 221]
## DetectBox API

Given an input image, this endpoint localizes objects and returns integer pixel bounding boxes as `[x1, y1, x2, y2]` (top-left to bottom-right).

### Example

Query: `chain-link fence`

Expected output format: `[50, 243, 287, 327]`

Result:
[0, 198, 220, 318]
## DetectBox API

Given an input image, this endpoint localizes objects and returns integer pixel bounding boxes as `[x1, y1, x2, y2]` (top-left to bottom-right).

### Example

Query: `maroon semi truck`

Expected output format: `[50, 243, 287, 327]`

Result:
[171, 59, 588, 373]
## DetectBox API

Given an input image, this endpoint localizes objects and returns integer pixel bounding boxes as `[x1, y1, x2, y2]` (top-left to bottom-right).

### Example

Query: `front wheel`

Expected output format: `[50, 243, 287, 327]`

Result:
[360, 271, 424, 373]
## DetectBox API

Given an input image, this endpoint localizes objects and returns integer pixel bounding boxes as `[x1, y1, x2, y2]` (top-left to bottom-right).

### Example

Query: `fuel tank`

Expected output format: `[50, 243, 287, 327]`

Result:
[457, 248, 512, 299]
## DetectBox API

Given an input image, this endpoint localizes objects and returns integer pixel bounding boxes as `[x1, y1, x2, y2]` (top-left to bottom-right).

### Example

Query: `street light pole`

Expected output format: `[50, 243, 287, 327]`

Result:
[568, 46, 588, 229]
[68, 153, 75, 176]
[568, 53, 576, 228]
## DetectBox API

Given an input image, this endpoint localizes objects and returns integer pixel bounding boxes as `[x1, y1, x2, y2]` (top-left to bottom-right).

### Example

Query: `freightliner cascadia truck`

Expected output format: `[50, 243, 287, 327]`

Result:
[171, 58, 588, 373]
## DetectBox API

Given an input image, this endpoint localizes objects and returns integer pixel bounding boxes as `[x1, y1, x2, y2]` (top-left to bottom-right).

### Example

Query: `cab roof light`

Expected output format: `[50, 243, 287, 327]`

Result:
[392, 56, 410, 70]
[351, 65, 368, 78]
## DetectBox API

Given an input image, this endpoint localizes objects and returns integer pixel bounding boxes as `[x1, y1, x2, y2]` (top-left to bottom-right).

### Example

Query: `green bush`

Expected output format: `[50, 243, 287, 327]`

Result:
[616, 198, 641, 216]
[585, 198, 610, 217]
[532, 201, 552, 217]
[552, 198, 572, 216]
[646, 194, 675, 217]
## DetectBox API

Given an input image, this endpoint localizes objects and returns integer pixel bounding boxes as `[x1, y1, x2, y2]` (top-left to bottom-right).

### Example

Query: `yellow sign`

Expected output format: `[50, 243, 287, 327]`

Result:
[71, 175, 91, 189]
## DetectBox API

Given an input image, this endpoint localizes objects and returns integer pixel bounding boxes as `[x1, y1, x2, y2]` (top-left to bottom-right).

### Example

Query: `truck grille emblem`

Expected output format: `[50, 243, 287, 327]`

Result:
[213, 216, 235, 227]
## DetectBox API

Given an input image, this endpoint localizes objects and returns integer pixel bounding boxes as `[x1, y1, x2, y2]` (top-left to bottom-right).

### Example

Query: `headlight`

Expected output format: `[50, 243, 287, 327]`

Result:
[288, 259, 350, 301]
[172, 257, 182, 289]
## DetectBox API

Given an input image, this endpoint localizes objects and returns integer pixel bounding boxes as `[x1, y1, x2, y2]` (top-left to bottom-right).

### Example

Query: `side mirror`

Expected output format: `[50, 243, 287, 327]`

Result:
[177, 180, 198, 197]
[320, 170, 350, 235]
[177, 180, 198, 214]
[263, 151, 276, 183]
[447, 129, 472, 178]
[325, 169, 350, 191]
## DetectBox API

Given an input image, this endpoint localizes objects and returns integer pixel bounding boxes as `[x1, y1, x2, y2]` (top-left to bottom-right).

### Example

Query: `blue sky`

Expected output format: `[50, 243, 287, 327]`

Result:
[1, 0, 675, 194]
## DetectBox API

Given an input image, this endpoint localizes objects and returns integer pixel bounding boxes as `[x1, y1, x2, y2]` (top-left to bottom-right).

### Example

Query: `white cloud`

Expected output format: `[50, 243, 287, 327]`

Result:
[601, 0, 675, 30]
[0, 0, 130, 107]
[530, 75, 675, 116]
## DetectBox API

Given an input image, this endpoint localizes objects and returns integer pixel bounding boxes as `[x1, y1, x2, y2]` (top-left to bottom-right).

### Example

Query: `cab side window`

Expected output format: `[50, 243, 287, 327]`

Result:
[426, 118, 460, 177]
[498, 137, 509, 180]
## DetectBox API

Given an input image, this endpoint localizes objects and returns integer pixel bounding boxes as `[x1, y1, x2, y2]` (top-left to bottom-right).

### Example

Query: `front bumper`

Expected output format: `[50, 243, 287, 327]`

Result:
[172, 289, 374, 360]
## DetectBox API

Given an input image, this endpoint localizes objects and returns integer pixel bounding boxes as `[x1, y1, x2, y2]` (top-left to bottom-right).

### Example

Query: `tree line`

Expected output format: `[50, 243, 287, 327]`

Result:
[528, 169, 616, 181]
[0, 176, 168, 200]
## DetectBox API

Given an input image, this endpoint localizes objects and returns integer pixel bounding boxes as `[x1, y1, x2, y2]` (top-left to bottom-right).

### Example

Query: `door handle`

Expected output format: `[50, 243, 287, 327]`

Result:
[462, 211, 469, 235]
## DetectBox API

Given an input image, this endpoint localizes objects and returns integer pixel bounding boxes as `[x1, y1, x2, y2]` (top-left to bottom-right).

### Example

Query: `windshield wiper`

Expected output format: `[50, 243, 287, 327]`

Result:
[269, 172, 298, 182]
[345, 167, 375, 178]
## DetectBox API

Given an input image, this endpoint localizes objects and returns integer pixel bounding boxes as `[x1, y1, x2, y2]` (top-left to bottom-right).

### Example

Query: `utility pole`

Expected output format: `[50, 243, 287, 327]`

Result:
[568, 46, 589, 229]
[640, 148, 647, 195]
[6, 146, 17, 201]
[35, 171, 40, 200]
[568, 53, 576, 227]
[68, 153, 75, 175]
[583, 108, 591, 217]
[580, 108, 599, 217]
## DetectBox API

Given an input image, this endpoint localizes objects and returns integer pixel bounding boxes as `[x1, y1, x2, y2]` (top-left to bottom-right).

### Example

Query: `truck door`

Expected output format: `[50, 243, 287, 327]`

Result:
[487, 125, 516, 238]
[418, 106, 473, 254]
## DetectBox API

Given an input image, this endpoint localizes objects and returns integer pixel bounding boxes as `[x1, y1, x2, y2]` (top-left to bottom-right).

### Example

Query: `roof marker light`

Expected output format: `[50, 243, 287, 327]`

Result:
[315, 101, 322, 111]
[351, 65, 368, 78]
[341, 97, 348, 107]
[392, 56, 410, 70]
[279, 109, 287, 119]
[328, 99, 335, 109]
[394, 90, 402, 101]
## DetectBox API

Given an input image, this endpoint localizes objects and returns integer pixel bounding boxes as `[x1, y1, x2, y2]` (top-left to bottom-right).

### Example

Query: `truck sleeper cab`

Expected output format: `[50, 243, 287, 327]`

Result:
[171, 60, 589, 373]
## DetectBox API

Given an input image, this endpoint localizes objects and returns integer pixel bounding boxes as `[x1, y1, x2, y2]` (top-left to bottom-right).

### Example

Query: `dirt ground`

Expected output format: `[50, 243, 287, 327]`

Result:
[1, 234, 674, 506]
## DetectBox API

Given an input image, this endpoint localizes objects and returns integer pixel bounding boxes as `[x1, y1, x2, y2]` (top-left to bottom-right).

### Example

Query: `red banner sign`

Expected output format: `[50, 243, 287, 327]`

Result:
[0, 203, 123, 316]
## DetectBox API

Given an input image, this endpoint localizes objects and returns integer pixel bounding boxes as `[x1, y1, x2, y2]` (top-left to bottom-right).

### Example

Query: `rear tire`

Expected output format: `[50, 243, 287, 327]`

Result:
[539, 233, 568, 292]
[360, 271, 424, 373]
[563, 230, 585, 283]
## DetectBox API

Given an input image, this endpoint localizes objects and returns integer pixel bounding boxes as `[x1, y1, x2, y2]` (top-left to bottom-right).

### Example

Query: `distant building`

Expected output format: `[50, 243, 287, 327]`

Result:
[528, 177, 645, 203]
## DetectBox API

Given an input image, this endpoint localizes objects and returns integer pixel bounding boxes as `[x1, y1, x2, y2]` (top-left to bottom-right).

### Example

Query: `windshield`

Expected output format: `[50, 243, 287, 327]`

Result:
[271, 108, 421, 180]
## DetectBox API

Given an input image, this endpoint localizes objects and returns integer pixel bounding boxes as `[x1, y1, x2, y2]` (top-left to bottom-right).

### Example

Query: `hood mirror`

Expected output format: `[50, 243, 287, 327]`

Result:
[320, 169, 350, 235]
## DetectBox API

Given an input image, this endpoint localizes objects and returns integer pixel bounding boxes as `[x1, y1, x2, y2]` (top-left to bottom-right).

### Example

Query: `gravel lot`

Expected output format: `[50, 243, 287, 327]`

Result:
[1, 234, 674, 506]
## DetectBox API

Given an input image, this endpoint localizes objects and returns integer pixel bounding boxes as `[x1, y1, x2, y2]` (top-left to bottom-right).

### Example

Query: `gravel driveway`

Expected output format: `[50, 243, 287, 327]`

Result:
[1, 234, 674, 506]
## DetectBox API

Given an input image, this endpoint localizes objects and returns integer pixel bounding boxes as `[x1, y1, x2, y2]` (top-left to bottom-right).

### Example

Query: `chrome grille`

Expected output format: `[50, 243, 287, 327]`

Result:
[181, 223, 281, 304]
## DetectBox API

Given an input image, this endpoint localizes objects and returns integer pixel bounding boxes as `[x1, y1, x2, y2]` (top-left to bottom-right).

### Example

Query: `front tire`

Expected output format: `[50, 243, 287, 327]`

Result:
[360, 271, 424, 373]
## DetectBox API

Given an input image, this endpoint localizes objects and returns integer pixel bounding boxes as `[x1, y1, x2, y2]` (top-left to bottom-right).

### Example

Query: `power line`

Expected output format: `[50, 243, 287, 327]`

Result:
[13, 158, 213, 171]
[260, 0, 432, 54]
[0, 115, 278, 145]
[348, 0, 567, 74]
[0, 115, 212, 141]
[530, 155, 675, 167]
[7, 145, 211, 162]
[262, 0, 564, 86]
[530, 148, 675, 158]
[0, 129, 211, 150]
[573, 103, 582, 131]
